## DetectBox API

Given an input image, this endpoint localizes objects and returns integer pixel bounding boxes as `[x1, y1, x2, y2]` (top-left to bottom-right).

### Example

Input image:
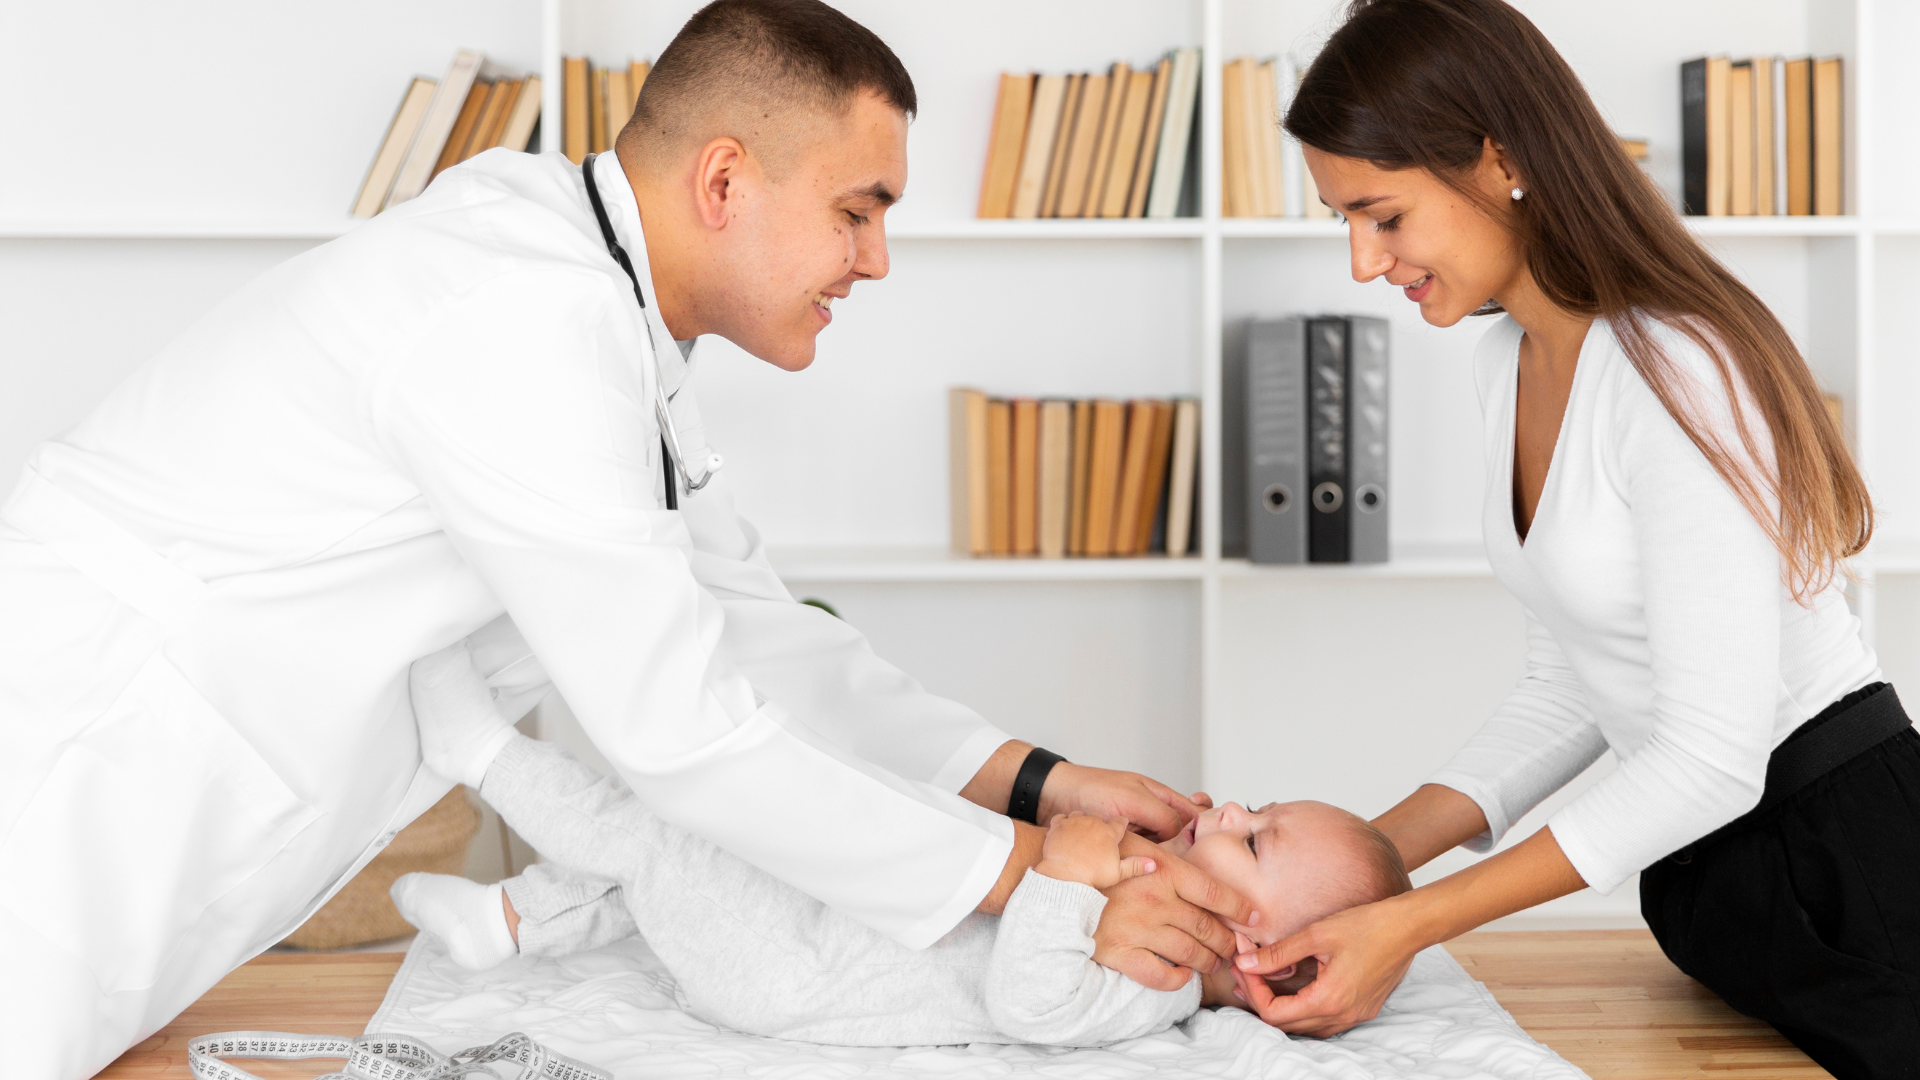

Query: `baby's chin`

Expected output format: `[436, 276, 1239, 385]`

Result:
[1161, 820, 1198, 857]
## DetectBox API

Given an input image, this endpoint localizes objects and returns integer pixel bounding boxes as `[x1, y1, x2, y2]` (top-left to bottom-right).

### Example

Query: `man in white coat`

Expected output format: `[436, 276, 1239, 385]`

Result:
[0, 2, 1254, 1075]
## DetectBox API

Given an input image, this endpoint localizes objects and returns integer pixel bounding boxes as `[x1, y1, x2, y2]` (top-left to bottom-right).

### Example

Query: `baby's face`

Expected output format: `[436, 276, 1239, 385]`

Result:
[1171, 800, 1372, 946]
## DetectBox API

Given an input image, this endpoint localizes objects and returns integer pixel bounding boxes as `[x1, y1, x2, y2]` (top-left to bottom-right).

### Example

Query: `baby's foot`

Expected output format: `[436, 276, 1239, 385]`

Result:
[391, 872, 517, 970]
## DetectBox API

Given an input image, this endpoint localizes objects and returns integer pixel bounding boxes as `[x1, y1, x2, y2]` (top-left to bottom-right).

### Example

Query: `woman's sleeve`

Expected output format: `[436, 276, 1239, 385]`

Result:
[1426, 611, 1609, 853]
[1543, 356, 1778, 894]
[373, 270, 1012, 949]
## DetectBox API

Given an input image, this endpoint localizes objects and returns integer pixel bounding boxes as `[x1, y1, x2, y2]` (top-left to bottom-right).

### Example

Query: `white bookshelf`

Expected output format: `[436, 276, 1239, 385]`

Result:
[2, 0, 1912, 928]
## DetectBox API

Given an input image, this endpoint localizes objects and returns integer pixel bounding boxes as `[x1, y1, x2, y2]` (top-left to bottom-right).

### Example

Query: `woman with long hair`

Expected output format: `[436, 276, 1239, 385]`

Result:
[1229, 1, 1918, 1073]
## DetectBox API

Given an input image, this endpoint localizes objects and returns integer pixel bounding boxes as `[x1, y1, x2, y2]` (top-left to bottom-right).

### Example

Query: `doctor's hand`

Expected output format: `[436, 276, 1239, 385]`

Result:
[1091, 833, 1257, 992]
[1040, 762, 1208, 843]
[1230, 895, 1421, 1037]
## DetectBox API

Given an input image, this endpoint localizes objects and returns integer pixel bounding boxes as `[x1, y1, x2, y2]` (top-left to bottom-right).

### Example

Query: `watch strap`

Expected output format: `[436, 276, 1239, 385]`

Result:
[1008, 747, 1067, 825]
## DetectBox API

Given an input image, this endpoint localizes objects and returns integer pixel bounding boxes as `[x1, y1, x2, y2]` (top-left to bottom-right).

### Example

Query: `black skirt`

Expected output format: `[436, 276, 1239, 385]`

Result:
[1641, 682, 1920, 1080]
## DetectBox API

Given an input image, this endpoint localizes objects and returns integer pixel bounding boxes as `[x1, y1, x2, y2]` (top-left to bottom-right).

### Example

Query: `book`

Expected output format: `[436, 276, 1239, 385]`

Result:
[1347, 316, 1390, 564]
[1813, 57, 1843, 215]
[1771, 57, 1787, 215]
[606, 67, 631, 148]
[628, 61, 650, 115]
[564, 57, 590, 163]
[1280, 56, 1305, 218]
[1729, 60, 1753, 215]
[1038, 401, 1073, 558]
[1098, 68, 1155, 218]
[1055, 71, 1110, 218]
[1681, 57, 1731, 215]
[1246, 318, 1308, 564]
[1296, 62, 1334, 219]
[497, 75, 543, 152]
[433, 78, 493, 179]
[465, 78, 519, 160]
[1085, 63, 1133, 218]
[1753, 58, 1776, 216]
[1111, 401, 1157, 555]
[590, 66, 609, 154]
[1146, 48, 1200, 219]
[1164, 398, 1200, 557]
[389, 49, 486, 208]
[1011, 399, 1040, 556]
[978, 73, 1034, 218]
[1307, 317, 1350, 563]
[1254, 59, 1286, 217]
[1012, 75, 1067, 220]
[948, 388, 989, 556]
[1784, 57, 1812, 215]
[987, 399, 1012, 556]
[1082, 400, 1127, 556]
[1040, 74, 1084, 218]
[1131, 400, 1177, 553]
[351, 77, 437, 218]
[1068, 399, 1095, 555]
[1221, 59, 1249, 217]
[1127, 57, 1173, 218]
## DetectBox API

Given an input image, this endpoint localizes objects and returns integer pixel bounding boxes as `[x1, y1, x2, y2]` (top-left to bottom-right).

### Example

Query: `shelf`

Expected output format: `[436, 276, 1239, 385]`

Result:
[0, 218, 363, 240]
[768, 546, 1205, 583]
[888, 218, 1204, 240]
[1684, 216, 1861, 238]
[1216, 542, 1493, 579]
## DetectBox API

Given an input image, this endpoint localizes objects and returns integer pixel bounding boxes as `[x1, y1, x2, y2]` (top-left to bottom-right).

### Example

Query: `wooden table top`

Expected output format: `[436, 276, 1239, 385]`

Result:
[99, 930, 1828, 1079]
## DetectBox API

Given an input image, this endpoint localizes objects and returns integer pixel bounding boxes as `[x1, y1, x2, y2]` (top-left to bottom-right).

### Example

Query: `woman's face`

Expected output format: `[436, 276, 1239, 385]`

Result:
[1303, 145, 1526, 328]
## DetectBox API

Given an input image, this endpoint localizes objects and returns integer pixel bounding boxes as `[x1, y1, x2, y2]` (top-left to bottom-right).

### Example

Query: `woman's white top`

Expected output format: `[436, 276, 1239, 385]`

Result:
[1427, 315, 1880, 894]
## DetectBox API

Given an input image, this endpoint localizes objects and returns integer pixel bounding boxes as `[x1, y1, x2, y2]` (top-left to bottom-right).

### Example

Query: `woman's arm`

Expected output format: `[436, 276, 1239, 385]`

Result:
[1231, 825, 1586, 1036]
[1371, 784, 1491, 872]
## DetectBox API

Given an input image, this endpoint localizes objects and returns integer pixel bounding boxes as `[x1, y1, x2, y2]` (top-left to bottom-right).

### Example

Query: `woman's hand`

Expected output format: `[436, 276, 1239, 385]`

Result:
[1091, 832, 1256, 991]
[1230, 896, 1423, 1036]
[1039, 762, 1207, 842]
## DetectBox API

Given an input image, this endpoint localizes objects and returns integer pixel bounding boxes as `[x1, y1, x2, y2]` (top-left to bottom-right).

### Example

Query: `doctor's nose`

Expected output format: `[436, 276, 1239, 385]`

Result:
[1348, 227, 1394, 284]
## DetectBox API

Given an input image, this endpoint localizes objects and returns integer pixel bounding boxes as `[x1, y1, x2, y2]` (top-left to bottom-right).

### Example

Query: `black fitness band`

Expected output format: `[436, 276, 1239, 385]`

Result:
[1008, 747, 1067, 824]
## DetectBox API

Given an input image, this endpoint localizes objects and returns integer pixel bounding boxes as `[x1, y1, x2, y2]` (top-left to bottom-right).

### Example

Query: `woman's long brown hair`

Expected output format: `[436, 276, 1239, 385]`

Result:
[1286, 0, 1870, 598]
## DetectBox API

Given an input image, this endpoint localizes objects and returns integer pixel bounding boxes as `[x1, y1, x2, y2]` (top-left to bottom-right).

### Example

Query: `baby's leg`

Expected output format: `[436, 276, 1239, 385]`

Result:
[476, 734, 660, 883]
[502, 863, 638, 959]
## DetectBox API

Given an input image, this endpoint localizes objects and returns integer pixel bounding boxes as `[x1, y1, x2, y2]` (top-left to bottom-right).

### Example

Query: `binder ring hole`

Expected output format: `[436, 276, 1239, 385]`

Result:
[1312, 482, 1344, 514]
[1356, 484, 1385, 513]
[1262, 484, 1292, 514]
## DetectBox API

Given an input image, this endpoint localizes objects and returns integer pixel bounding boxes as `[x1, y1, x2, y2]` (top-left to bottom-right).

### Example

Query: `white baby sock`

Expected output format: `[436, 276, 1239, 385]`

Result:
[390, 872, 518, 971]
[410, 640, 519, 789]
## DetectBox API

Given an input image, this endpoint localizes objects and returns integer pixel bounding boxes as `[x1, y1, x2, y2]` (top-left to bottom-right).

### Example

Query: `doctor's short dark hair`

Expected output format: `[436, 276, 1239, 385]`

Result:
[620, 0, 915, 172]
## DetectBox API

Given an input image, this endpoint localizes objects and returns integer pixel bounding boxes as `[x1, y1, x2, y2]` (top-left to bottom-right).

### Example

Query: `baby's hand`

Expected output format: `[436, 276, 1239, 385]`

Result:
[1033, 812, 1158, 889]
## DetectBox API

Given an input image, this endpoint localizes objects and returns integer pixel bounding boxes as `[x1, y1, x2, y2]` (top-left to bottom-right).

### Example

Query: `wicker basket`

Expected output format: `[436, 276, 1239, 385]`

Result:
[280, 786, 481, 951]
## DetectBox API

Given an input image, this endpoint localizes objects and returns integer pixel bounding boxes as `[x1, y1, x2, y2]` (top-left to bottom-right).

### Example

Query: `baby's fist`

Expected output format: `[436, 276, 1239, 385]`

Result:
[1033, 812, 1158, 889]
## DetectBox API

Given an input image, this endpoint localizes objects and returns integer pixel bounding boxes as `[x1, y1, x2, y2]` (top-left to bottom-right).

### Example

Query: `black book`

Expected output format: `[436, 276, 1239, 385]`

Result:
[1681, 58, 1709, 215]
[1307, 317, 1350, 563]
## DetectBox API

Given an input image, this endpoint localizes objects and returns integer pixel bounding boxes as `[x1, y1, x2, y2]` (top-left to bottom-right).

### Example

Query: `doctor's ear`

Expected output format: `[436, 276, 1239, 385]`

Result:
[692, 136, 751, 230]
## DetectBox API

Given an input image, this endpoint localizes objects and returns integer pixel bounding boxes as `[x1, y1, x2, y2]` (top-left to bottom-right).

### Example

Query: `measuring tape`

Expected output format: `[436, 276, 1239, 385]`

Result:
[186, 1030, 610, 1080]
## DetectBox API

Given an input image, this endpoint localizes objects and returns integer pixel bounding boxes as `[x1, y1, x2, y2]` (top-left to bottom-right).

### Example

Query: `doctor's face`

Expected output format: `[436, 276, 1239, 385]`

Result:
[720, 90, 906, 371]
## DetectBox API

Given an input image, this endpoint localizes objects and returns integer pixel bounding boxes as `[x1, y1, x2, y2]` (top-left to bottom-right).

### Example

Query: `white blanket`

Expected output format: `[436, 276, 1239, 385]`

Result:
[370, 933, 1589, 1079]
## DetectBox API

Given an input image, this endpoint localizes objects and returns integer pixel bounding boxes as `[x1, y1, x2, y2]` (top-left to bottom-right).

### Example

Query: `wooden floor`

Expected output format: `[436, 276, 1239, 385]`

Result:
[99, 930, 1829, 1079]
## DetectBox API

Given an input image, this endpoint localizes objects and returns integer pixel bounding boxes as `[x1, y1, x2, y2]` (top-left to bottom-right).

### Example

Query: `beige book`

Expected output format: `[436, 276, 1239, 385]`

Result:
[1099, 69, 1156, 217]
[1038, 401, 1073, 558]
[496, 75, 542, 152]
[1729, 61, 1753, 215]
[1110, 401, 1157, 556]
[465, 78, 519, 160]
[1705, 56, 1730, 216]
[433, 78, 493, 179]
[1784, 58, 1812, 216]
[1131, 400, 1177, 553]
[1127, 57, 1173, 218]
[1163, 399, 1200, 557]
[563, 58, 590, 163]
[1084, 63, 1132, 218]
[606, 68, 631, 147]
[629, 61, 650, 113]
[1082, 400, 1126, 556]
[1221, 59, 1250, 217]
[1011, 399, 1040, 556]
[1238, 58, 1272, 217]
[389, 49, 486, 208]
[948, 389, 990, 556]
[351, 77, 437, 218]
[1255, 60, 1286, 217]
[979, 73, 1034, 218]
[987, 400, 1013, 556]
[1813, 57, 1843, 215]
[1054, 71, 1109, 218]
[1008, 74, 1066, 219]
[1041, 75, 1084, 218]
[590, 66, 609, 154]
[1067, 399, 1095, 555]
[1753, 58, 1776, 216]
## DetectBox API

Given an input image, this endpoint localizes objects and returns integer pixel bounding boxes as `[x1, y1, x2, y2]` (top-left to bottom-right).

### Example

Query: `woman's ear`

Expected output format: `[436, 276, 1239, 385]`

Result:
[1479, 137, 1522, 199]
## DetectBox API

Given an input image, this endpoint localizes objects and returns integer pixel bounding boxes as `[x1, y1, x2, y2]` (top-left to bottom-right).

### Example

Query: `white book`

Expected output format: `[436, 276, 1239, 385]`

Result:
[387, 49, 486, 209]
[1145, 47, 1201, 219]
[1772, 56, 1788, 216]
[1279, 55, 1304, 217]
[1163, 398, 1201, 557]
[1297, 59, 1335, 219]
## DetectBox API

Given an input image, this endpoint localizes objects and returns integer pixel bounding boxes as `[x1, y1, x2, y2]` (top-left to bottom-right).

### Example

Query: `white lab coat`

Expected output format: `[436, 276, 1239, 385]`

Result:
[0, 150, 1015, 1079]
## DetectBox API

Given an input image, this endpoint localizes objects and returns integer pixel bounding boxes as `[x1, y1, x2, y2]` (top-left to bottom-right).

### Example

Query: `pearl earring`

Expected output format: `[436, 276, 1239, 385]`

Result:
[1510, 187, 1526, 201]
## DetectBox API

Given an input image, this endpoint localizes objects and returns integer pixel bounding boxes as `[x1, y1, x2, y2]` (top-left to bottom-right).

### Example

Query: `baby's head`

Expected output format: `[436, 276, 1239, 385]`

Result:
[1171, 800, 1411, 947]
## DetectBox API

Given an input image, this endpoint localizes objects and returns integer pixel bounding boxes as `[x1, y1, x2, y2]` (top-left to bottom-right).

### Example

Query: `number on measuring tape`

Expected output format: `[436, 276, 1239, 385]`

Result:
[186, 1029, 611, 1080]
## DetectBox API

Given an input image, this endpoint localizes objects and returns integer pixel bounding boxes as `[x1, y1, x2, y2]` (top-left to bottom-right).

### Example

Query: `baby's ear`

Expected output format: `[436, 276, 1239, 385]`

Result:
[1263, 956, 1319, 996]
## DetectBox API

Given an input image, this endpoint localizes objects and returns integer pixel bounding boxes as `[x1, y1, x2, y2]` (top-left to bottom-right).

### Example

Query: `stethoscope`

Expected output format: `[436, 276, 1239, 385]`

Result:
[582, 153, 721, 510]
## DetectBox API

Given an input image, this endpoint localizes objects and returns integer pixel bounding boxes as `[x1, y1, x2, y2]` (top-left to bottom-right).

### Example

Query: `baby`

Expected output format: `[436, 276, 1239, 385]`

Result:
[394, 642, 1410, 1047]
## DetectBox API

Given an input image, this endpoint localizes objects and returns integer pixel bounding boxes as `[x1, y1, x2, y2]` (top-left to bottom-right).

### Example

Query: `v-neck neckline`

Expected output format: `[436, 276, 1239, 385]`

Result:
[1506, 320, 1597, 550]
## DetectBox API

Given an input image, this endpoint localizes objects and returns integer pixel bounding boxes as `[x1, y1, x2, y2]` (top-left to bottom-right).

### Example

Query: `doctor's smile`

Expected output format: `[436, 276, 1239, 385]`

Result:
[7, 0, 1916, 1075]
